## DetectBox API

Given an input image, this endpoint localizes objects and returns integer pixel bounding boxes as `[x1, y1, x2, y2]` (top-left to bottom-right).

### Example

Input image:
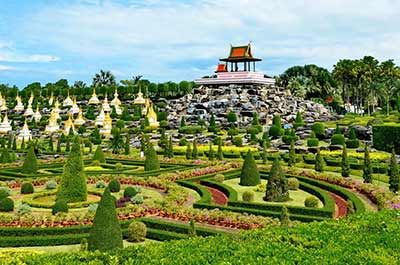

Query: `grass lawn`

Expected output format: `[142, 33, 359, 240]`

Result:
[223, 178, 323, 208]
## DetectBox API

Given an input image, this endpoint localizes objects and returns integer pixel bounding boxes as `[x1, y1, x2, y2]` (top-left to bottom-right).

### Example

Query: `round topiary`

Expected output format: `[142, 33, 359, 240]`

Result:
[346, 139, 360, 148]
[0, 188, 9, 200]
[214, 174, 225, 183]
[127, 221, 147, 242]
[304, 196, 319, 208]
[52, 200, 69, 215]
[108, 179, 120, 193]
[20, 182, 34, 194]
[331, 134, 345, 145]
[0, 197, 14, 212]
[242, 190, 255, 202]
[124, 187, 138, 198]
[115, 163, 123, 171]
[95, 181, 106, 189]
[288, 178, 299, 190]
[311, 122, 325, 139]
[307, 138, 319, 147]
[46, 180, 57, 190]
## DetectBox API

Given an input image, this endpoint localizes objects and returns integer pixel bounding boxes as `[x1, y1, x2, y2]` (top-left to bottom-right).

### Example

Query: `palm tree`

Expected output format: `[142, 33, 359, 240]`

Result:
[92, 70, 116, 88]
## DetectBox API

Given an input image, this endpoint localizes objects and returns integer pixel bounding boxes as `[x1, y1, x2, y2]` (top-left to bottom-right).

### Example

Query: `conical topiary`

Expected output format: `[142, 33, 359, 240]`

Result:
[389, 148, 399, 192]
[239, 151, 260, 186]
[341, 144, 350, 177]
[363, 144, 372, 183]
[21, 146, 38, 174]
[88, 187, 123, 251]
[144, 143, 160, 171]
[93, 144, 106, 163]
[315, 149, 324, 172]
[265, 159, 290, 202]
[57, 136, 87, 203]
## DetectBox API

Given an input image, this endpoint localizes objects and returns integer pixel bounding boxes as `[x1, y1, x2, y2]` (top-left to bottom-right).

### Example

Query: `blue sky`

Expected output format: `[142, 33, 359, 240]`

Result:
[1, 0, 400, 88]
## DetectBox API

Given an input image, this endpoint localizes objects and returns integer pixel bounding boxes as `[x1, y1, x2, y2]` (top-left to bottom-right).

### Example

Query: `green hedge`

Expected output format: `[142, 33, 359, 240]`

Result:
[200, 179, 238, 201]
[373, 124, 400, 153]
[176, 181, 212, 204]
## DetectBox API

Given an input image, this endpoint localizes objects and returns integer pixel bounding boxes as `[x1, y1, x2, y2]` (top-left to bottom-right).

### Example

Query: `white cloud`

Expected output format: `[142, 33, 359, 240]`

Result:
[0, 65, 15, 71]
[0, 54, 60, 63]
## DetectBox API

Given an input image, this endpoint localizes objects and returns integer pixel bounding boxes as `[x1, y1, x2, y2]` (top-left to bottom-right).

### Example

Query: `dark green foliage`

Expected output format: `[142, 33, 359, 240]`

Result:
[228, 124, 239, 138]
[179, 137, 188, 146]
[335, 124, 341, 134]
[12, 137, 16, 150]
[272, 115, 282, 128]
[88, 187, 123, 251]
[269, 125, 282, 138]
[341, 145, 350, 177]
[165, 137, 174, 158]
[115, 120, 125, 129]
[282, 129, 298, 144]
[304, 196, 319, 208]
[346, 200, 355, 215]
[208, 142, 214, 161]
[0, 197, 14, 212]
[110, 106, 118, 119]
[372, 125, 400, 153]
[348, 127, 357, 140]
[315, 149, 324, 172]
[208, 114, 219, 133]
[123, 186, 138, 198]
[158, 130, 167, 149]
[52, 200, 68, 215]
[110, 128, 124, 154]
[251, 112, 260, 126]
[227, 111, 237, 123]
[307, 131, 319, 147]
[265, 159, 289, 202]
[0, 148, 12, 163]
[93, 145, 105, 163]
[389, 149, 399, 192]
[185, 143, 192, 160]
[127, 221, 147, 242]
[20, 182, 34, 194]
[192, 139, 198, 159]
[57, 136, 87, 203]
[312, 122, 325, 139]
[21, 146, 37, 174]
[232, 136, 243, 147]
[144, 143, 160, 171]
[178, 125, 203, 134]
[288, 141, 296, 167]
[0, 189, 9, 200]
[86, 106, 95, 120]
[346, 139, 360, 148]
[56, 138, 61, 152]
[180, 116, 186, 128]
[331, 134, 345, 145]
[90, 126, 101, 145]
[239, 151, 260, 186]
[363, 145, 373, 183]
[294, 111, 304, 129]
[48, 136, 54, 152]
[65, 139, 70, 152]
[217, 137, 223, 160]
[20, 138, 25, 151]
[121, 106, 132, 121]
[109, 179, 121, 193]
[280, 206, 290, 226]
[124, 135, 130, 155]
[188, 219, 196, 237]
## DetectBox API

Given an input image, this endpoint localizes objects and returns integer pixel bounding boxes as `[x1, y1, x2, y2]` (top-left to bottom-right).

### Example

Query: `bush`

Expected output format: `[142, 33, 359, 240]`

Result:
[214, 174, 225, 183]
[46, 180, 57, 190]
[109, 179, 121, 193]
[131, 194, 144, 204]
[304, 196, 319, 208]
[294, 111, 305, 129]
[16, 203, 31, 215]
[0, 187, 10, 199]
[254, 183, 266, 192]
[0, 197, 14, 212]
[373, 124, 400, 153]
[20, 182, 34, 194]
[331, 134, 345, 145]
[269, 125, 282, 138]
[127, 221, 147, 242]
[265, 159, 290, 202]
[239, 151, 260, 186]
[95, 181, 106, 189]
[232, 136, 243, 147]
[288, 178, 299, 190]
[124, 187, 139, 198]
[179, 138, 188, 146]
[52, 200, 68, 215]
[242, 191, 255, 202]
[307, 138, 319, 147]
[115, 163, 123, 171]
[93, 145, 106, 163]
[88, 203, 98, 214]
[312, 122, 325, 139]
[144, 144, 160, 171]
[21, 146, 38, 174]
[178, 126, 203, 134]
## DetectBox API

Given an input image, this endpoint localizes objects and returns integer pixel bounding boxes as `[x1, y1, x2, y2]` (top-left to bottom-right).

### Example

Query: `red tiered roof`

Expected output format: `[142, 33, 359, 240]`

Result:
[215, 63, 227, 73]
[220, 43, 261, 62]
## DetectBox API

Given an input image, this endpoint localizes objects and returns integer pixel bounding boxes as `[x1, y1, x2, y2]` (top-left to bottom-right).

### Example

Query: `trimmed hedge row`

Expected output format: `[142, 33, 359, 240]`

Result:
[200, 179, 238, 201]
[372, 124, 400, 154]
[176, 180, 212, 204]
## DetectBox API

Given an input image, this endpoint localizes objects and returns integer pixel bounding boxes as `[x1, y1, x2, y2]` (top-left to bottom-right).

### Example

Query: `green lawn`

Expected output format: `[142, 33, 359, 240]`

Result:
[223, 178, 323, 207]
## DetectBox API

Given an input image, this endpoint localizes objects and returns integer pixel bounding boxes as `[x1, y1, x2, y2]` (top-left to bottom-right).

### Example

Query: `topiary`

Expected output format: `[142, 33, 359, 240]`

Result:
[108, 179, 120, 193]
[304, 196, 319, 208]
[52, 200, 68, 215]
[20, 182, 34, 194]
[21, 146, 38, 174]
[0, 188, 10, 200]
[331, 134, 345, 145]
[346, 139, 360, 148]
[144, 143, 160, 171]
[280, 206, 290, 226]
[124, 187, 138, 198]
[239, 151, 260, 186]
[127, 221, 147, 242]
[265, 159, 290, 202]
[0, 197, 14, 212]
[242, 190, 255, 202]
[232, 136, 243, 147]
[93, 145, 106, 163]
[294, 111, 305, 129]
[269, 125, 282, 138]
[46, 180, 57, 190]
[363, 145, 373, 183]
[88, 187, 123, 251]
[315, 149, 324, 172]
[312, 122, 325, 139]
[288, 178, 299, 190]
[95, 181, 106, 189]
[341, 144, 350, 178]
[214, 174, 225, 183]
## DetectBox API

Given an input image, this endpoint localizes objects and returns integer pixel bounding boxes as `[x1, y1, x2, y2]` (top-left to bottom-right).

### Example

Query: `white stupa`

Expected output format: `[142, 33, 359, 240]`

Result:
[63, 92, 73, 107]
[0, 97, 7, 111]
[74, 108, 86, 126]
[0, 113, 12, 134]
[95, 107, 105, 126]
[0, 92, 4, 107]
[88, 88, 100, 105]
[33, 106, 42, 123]
[102, 94, 111, 112]
[69, 97, 79, 114]
[14, 95, 24, 112]
[114, 104, 122, 115]
[17, 120, 32, 142]
[111, 88, 121, 106]
[24, 102, 34, 117]
[45, 110, 59, 134]
[48, 93, 54, 106]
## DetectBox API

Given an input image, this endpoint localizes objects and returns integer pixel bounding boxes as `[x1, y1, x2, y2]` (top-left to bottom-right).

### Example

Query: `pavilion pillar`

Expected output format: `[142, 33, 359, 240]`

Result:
[253, 61, 256, 72]
[244, 62, 247, 71]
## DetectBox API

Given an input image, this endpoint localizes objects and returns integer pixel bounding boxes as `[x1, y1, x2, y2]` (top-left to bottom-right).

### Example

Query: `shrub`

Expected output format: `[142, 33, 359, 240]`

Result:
[52, 200, 68, 215]
[312, 122, 325, 139]
[214, 174, 225, 183]
[242, 191, 255, 202]
[239, 151, 260, 186]
[178, 125, 203, 134]
[331, 134, 345, 145]
[389, 149, 399, 192]
[0, 187, 10, 199]
[20, 182, 34, 194]
[304, 196, 319, 208]
[127, 221, 147, 242]
[307, 138, 319, 147]
[287, 178, 299, 190]
[115, 163, 123, 171]
[341, 145, 350, 178]
[124, 187, 139, 198]
[373, 124, 400, 153]
[232, 136, 243, 147]
[280, 206, 290, 226]
[16, 203, 31, 215]
[254, 183, 266, 192]
[95, 181, 106, 189]
[363, 145, 373, 183]
[131, 195, 144, 204]
[315, 150, 324, 172]
[46, 180, 57, 190]
[265, 159, 289, 202]
[269, 125, 282, 138]
[21, 146, 38, 174]
[144, 143, 160, 171]
[179, 138, 188, 146]
[346, 139, 360, 148]
[93, 145, 106, 163]
[88, 187, 123, 251]
[88, 203, 98, 214]
[0, 197, 14, 212]
[109, 179, 121, 193]
[294, 111, 305, 129]
[80, 238, 88, 251]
